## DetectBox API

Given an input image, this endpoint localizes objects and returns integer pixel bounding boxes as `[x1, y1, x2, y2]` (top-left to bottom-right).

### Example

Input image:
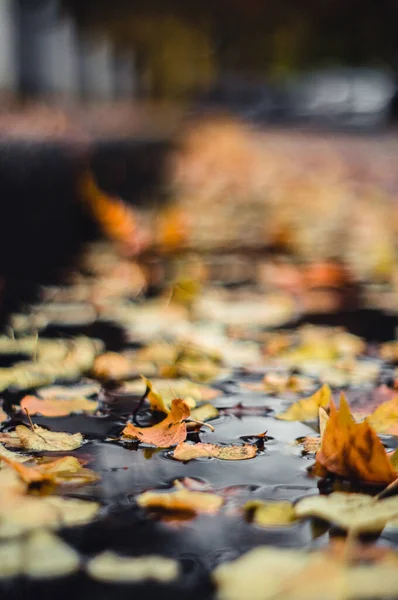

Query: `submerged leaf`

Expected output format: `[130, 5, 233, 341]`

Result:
[122, 399, 190, 448]
[87, 552, 179, 583]
[276, 384, 332, 421]
[173, 442, 256, 461]
[315, 394, 397, 485]
[20, 395, 98, 417]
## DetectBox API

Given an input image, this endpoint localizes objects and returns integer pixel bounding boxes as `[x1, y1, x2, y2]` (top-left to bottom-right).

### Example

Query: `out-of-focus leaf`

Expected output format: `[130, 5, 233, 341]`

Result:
[87, 552, 179, 583]
[244, 500, 296, 527]
[92, 352, 132, 380]
[366, 395, 398, 435]
[173, 442, 256, 461]
[20, 395, 98, 417]
[2, 455, 99, 487]
[122, 399, 190, 447]
[276, 384, 332, 421]
[295, 492, 398, 533]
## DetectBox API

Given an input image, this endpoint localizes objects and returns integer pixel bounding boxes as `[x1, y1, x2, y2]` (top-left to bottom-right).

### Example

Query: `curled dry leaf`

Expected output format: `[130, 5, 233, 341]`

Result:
[136, 482, 224, 515]
[295, 492, 398, 533]
[212, 544, 398, 600]
[314, 394, 397, 485]
[122, 399, 190, 448]
[0, 530, 79, 579]
[244, 500, 296, 527]
[20, 395, 98, 417]
[173, 442, 257, 462]
[87, 552, 179, 583]
[14, 425, 84, 452]
[276, 383, 331, 421]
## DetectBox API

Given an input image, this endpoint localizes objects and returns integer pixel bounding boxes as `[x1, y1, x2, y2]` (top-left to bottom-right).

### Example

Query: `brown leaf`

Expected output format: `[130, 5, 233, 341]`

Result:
[173, 442, 256, 461]
[315, 393, 397, 485]
[15, 425, 83, 452]
[122, 398, 190, 447]
[276, 384, 332, 421]
[20, 395, 98, 417]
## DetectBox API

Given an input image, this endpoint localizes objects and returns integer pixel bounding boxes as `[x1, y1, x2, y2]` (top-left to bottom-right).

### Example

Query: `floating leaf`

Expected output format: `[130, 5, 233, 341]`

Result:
[366, 395, 398, 435]
[23, 530, 80, 579]
[315, 394, 397, 485]
[122, 377, 218, 407]
[244, 500, 296, 527]
[295, 492, 398, 533]
[20, 395, 98, 417]
[15, 425, 84, 452]
[92, 352, 132, 380]
[2, 455, 99, 487]
[173, 442, 256, 461]
[87, 552, 179, 583]
[0, 443, 31, 464]
[122, 399, 190, 448]
[276, 384, 332, 421]
[212, 543, 398, 600]
[188, 403, 219, 425]
[244, 373, 314, 394]
[136, 482, 224, 515]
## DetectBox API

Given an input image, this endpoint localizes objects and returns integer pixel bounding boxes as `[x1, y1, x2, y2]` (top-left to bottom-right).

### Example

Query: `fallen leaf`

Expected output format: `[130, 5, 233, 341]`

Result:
[2, 455, 99, 486]
[315, 394, 397, 485]
[295, 492, 398, 533]
[136, 482, 224, 515]
[173, 442, 257, 461]
[22, 530, 80, 579]
[212, 544, 398, 600]
[244, 500, 296, 526]
[0, 530, 79, 579]
[15, 425, 84, 452]
[92, 352, 132, 380]
[366, 395, 398, 435]
[87, 552, 179, 583]
[296, 407, 329, 454]
[188, 403, 219, 425]
[244, 373, 314, 395]
[276, 384, 332, 421]
[37, 382, 101, 399]
[0, 443, 31, 463]
[20, 395, 98, 417]
[122, 399, 190, 447]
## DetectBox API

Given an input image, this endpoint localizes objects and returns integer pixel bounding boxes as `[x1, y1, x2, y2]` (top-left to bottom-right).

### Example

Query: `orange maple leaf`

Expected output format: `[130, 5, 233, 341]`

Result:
[315, 393, 397, 485]
[122, 398, 190, 448]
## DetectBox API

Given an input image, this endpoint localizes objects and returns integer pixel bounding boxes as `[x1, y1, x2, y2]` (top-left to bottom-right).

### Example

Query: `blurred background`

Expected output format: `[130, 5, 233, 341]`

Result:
[1, 0, 398, 328]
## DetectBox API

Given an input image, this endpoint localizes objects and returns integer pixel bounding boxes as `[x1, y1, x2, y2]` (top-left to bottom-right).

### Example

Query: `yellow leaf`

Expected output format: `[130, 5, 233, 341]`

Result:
[367, 395, 398, 435]
[295, 492, 398, 533]
[87, 552, 179, 583]
[276, 384, 332, 421]
[173, 442, 256, 461]
[244, 500, 296, 526]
